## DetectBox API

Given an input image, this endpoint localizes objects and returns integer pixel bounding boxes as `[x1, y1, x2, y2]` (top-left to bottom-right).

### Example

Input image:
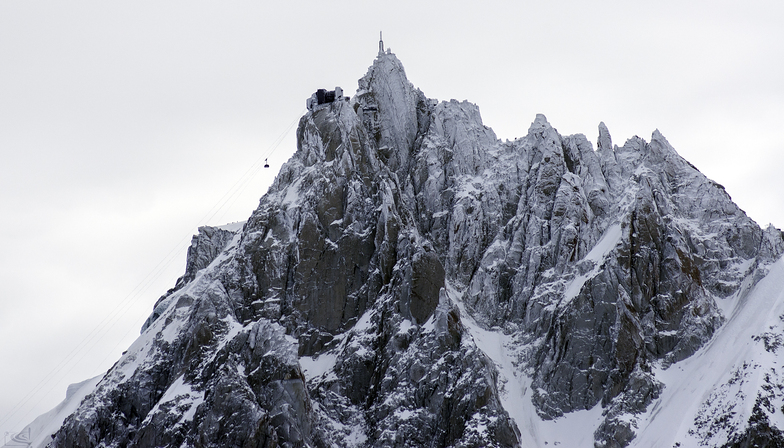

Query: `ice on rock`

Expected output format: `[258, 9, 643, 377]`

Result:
[21, 50, 784, 448]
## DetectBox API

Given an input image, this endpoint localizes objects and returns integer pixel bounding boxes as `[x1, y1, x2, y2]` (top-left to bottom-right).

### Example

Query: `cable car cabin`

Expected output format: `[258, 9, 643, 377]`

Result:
[306, 87, 346, 111]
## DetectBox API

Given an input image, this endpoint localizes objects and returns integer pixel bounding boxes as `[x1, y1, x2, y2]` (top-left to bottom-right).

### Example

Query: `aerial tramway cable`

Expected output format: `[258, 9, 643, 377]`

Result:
[0, 108, 305, 435]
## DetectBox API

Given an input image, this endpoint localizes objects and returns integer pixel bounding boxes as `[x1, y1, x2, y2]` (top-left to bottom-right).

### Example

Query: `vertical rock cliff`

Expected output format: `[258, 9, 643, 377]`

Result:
[44, 51, 784, 448]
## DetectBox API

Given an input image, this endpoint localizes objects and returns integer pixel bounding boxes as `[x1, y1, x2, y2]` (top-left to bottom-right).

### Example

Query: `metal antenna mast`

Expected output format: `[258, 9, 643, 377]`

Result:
[379, 31, 384, 54]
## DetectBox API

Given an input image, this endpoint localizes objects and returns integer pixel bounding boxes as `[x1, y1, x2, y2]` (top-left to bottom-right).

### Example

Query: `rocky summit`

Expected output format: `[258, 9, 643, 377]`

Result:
[29, 50, 784, 448]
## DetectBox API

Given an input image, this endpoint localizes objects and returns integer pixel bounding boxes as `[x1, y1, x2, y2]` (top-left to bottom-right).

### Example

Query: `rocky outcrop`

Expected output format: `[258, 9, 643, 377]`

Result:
[47, 51, 784, 448]
[178, 226, 237, 287]
[141, 225, 238, 333]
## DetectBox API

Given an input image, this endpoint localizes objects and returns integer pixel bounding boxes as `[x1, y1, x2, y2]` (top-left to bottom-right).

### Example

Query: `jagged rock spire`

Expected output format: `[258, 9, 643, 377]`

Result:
[353, 50, 428, 173]
[36, 50, 784, 448]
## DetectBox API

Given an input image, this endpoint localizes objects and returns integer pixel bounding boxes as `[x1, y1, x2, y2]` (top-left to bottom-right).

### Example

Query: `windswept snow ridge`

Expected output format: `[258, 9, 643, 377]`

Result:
[1, 375, 102, 448]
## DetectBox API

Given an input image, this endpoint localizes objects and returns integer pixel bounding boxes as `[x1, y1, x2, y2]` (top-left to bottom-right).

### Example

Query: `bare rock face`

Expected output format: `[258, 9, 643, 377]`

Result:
[141, 225, 238, 333]
[181, 226, 237, 286]
[47, 51, 784, 448]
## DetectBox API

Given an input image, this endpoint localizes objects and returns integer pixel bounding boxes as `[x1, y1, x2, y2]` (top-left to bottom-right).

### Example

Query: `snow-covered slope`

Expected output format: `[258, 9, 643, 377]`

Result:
[1, 375, 101, 448]
[633, 256, 784, 447]
[17, 50, 784, 448]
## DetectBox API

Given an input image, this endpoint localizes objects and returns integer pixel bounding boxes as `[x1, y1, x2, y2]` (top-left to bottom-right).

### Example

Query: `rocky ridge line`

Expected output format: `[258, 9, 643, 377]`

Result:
[45, 50, 784, 448]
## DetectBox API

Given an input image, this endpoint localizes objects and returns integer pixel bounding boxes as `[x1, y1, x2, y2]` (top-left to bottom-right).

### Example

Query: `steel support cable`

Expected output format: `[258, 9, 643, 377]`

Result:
[9, 233, 196, 429]
[0, 229, 192, 432]
[0, 109, 305, 433]
[0, 238, 187, 430]
[201, 110, 303, 227]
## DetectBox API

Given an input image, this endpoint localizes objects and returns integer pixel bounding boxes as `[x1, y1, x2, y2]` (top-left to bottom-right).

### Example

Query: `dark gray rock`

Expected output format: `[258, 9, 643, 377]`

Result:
[46, 51, 784, 448]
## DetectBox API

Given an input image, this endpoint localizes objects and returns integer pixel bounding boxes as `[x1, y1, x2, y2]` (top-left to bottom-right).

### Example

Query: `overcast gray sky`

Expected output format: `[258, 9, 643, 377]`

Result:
[1, 0, 783, 436]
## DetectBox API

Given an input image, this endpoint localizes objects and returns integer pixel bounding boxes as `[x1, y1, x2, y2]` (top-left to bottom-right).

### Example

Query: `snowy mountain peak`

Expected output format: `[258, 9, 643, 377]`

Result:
[353, 50, 428, 173]
[18, 52, 784, 448]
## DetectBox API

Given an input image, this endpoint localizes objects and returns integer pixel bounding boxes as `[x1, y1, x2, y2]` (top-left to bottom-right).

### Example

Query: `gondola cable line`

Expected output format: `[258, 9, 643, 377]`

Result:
[0, 109, 305, 434]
